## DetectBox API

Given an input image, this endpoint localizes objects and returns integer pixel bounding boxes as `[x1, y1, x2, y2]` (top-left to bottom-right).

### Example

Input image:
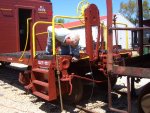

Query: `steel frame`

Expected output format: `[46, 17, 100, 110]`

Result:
[106, 0, 150, 113]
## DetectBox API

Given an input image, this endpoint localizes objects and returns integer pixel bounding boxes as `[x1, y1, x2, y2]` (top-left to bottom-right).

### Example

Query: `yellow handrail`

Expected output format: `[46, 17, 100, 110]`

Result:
[35, 24, 65, 36]
[81, 56, 89, 59]
[52, 15, 83, 55]
[101, 22, 129, 50]
[115, 22, 128, 49]
[32, 21, 52, 58]
[32, 21, 64, 58]
[36, 32, 48, 36]
[19, 18, 32, 61]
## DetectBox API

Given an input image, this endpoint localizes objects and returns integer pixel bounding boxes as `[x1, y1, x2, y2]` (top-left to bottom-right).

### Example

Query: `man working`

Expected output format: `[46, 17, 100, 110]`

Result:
[46, 26, 80, 61]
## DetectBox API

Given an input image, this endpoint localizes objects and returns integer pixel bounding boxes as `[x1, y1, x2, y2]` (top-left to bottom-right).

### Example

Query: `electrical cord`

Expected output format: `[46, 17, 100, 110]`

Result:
[19, 18, 32, 62]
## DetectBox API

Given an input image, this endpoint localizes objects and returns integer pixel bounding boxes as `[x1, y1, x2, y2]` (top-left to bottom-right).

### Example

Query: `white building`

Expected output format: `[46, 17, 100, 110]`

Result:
[64, 13, 135, 49]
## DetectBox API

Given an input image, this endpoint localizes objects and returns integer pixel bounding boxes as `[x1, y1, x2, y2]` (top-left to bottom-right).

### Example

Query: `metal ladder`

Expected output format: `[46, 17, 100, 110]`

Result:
[31, 59, 57, 101]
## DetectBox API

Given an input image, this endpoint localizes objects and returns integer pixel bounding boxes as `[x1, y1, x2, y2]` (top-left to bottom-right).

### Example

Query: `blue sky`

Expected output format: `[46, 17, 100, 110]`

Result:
[51, 0, 126, 16]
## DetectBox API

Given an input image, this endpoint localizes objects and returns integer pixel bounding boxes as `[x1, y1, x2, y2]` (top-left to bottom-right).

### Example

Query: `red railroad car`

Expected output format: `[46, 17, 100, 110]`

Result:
[0, 0, 52, 53]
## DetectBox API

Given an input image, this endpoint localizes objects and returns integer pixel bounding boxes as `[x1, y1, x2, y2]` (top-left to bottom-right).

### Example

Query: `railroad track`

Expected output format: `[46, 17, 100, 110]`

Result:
[0, 65, 143, 113]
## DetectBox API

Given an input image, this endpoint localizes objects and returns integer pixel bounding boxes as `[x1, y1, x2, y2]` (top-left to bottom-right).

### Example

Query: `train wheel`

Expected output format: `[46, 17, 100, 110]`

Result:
[97, 76, 117, 89]
[63, 78, 83, 104]
[138, 82, 150, 113]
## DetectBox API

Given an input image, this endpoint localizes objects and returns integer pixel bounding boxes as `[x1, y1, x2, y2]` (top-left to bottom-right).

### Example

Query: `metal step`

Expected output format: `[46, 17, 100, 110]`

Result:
[33, 80, 49, 87]
[32, 68, 49, 74]
[33, 91, 49, 101]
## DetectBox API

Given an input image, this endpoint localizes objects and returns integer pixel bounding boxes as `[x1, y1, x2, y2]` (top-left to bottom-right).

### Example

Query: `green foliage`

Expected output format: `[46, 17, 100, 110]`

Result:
[119, 0, 150, 24]
[143, 0, 150, 19]
[55, 18, 65, 23]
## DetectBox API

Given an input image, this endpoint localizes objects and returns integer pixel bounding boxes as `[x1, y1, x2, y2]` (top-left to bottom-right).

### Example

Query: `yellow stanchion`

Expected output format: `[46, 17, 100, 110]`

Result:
[19, 18, 32, 61]
[32, 21, 64, 58]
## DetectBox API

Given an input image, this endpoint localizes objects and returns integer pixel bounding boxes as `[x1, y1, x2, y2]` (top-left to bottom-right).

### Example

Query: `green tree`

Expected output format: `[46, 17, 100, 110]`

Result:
[55, 18, 65, 23]
[119, 0, 150, 24]
[143, 0, 150, 19]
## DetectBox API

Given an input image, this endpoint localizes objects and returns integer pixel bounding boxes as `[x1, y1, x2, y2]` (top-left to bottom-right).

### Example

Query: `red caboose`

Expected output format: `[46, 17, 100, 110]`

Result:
[0, 0, 52, 53]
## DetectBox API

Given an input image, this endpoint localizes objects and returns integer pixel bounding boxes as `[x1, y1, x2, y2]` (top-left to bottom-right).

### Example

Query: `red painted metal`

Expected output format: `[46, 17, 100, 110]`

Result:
[0, 0, 52, 53]
[60, 73, 107, 96]
[48, 60, 57, 100]
[106, 0, 113, 72]
[113, 66, 150, 78]
[57, 56, 71, 71]
[19, 70, 31, 85]
[84, 4, 100, 61]
[30, 58, 57, 101]
[0, 55, 32, 65]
